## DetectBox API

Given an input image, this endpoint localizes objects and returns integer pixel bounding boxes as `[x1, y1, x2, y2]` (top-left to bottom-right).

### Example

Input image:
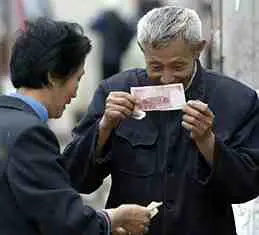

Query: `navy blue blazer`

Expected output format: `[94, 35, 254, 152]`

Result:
[0, 96, 108, 235]
[64, 61, 259, 235]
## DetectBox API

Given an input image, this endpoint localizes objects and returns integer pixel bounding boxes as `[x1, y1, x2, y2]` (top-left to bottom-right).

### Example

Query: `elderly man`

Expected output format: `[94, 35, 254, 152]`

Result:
[64, 6, 259, 235]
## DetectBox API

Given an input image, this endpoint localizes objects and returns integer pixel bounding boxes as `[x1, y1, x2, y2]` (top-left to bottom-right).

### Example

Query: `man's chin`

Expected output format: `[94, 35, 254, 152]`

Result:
[50, 111, 64, 119]
[56, 112, 64, 119]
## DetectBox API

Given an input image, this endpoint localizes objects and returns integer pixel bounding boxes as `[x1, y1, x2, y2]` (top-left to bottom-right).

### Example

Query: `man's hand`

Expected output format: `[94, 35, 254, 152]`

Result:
[182, 100, 215, 161]
[106, 204, 151, 235]
[97, 92, 137, 153]
[100, 91, 137, 131]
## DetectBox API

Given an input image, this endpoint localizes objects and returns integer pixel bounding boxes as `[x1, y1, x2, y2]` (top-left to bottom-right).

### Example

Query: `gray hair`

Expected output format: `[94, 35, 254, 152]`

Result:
[137, 6, 202, 48]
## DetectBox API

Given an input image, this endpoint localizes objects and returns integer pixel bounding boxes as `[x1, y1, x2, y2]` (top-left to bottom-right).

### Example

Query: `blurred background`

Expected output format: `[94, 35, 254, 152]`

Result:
[0, 1, 259, 234]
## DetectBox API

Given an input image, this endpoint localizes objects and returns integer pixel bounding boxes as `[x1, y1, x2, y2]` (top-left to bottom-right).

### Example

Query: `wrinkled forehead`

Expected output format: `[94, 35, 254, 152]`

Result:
[143, 39, 194, 62]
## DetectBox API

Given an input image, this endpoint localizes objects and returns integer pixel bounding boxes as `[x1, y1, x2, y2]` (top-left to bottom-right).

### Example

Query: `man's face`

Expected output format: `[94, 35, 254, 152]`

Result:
[48, 63, 85, 119]
[144, 39, 202, 88]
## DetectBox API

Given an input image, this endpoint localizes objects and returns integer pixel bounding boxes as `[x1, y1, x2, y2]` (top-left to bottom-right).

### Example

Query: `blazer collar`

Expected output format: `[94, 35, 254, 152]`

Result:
[0, 95, 40, 119]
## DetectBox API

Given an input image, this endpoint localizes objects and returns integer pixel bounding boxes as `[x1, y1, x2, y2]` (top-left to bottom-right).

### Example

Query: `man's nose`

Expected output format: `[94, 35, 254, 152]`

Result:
[160, 72, 175, 84]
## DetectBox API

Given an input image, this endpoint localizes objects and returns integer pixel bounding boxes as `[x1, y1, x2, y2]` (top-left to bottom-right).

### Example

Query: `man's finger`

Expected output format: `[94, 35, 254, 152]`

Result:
[186, 100, 213, 117]
[110, 91, 137, 104]
[107, 97, 136, 111]
[113, 227, 128, 235]
[106, 104, 133, 117]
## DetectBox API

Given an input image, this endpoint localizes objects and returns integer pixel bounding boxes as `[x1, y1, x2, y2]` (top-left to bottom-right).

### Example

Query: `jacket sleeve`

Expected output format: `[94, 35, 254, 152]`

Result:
[196, 91, 259, 203]
[7, 125, 110, 235]
[62, 81, 112, 193]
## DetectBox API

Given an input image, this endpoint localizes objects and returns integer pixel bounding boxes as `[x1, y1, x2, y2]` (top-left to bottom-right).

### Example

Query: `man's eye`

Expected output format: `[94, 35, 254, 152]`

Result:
[151, 66, 161, 72]
[173, 64, 186, 71]
[174, 67, 183, 71]
[78, 75, 83, 81]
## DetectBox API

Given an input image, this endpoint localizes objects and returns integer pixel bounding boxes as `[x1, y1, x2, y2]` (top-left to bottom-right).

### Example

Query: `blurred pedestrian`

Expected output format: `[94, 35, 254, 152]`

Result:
[90, 9, 134, 79]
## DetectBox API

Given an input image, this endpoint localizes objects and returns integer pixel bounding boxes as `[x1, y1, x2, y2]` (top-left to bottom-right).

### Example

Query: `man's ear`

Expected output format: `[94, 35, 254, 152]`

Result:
[192, 40, 207, 57]
[47, 72, 56, 87]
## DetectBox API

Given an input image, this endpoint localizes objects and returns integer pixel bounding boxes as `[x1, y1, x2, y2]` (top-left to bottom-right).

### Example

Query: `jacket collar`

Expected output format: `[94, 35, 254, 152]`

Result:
[0, 95, 40, 119]
[185, 59, 207, 103]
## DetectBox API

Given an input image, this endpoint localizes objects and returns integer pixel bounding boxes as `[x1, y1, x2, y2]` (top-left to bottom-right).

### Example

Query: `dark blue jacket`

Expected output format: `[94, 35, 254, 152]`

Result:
[64, 62, 259, 235]
[0, 96, 109, 235]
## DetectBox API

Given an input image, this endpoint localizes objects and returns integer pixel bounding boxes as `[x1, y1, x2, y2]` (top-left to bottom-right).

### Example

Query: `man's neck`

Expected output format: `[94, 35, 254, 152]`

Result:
[17, 87, 50, 111]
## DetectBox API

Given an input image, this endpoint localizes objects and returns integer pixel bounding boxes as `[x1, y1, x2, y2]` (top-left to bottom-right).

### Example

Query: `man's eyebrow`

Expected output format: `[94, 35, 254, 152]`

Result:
[172, 61, 187, 65]
[167, 58, 189, 65]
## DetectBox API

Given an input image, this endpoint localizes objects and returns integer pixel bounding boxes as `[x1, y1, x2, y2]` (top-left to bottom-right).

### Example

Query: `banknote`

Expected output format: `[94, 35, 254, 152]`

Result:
[147, 201, 163, 219]
[130, 83, 186, 112]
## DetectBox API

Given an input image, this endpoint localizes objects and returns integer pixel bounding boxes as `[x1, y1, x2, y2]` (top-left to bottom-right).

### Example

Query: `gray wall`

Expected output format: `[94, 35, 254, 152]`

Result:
[222, 0, 259, 89]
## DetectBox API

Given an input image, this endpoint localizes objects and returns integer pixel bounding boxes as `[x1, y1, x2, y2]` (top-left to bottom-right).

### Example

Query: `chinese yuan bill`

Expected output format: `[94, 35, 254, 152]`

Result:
[130, 83, 186, 112]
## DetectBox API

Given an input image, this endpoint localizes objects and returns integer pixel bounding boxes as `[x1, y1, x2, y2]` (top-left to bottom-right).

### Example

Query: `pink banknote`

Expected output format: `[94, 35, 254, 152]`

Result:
[130, 83, 186, 111]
